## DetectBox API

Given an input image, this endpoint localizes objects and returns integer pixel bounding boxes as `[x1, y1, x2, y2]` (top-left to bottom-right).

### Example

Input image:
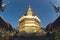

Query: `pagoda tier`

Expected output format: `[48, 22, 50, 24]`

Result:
[19, 5, 41, 33]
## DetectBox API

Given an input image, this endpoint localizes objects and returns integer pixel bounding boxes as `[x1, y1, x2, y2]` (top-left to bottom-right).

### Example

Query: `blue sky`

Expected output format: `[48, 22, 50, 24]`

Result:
[0, 0, 60, 28]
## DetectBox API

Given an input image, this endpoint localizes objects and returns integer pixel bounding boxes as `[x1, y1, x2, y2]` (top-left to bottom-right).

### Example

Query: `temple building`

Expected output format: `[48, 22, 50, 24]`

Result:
[46, 16, 60, 31]
[0, 16, 13, 31]
[18, 5, 46, 35]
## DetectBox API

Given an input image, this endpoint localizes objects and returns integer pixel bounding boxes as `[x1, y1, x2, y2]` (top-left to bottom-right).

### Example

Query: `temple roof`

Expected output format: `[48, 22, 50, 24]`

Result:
[0, 16, 13, 30]
[46, 16, 60, 31]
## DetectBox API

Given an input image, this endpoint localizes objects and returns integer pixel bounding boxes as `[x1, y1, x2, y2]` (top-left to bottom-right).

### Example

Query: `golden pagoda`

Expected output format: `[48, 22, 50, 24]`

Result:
[18, 5, 46, 34]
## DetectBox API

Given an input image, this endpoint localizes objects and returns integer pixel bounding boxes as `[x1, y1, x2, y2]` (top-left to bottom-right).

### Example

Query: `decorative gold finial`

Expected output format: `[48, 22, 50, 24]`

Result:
[28, 5, 32, 11]
[29, 5, 31, 8]
[25, 5, 35, 16]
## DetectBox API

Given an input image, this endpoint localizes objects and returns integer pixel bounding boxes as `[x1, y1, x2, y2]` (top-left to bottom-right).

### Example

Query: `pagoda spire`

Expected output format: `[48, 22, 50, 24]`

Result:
[25, 5, 34, 16]
[28, 5, 32, 11]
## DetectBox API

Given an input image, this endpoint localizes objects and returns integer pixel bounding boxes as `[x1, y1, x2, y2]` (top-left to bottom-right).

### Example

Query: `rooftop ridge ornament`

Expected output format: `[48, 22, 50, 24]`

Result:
[49, 2, 60, 16]
[52, 3, 60, 16]
[0, 0, 8, 12]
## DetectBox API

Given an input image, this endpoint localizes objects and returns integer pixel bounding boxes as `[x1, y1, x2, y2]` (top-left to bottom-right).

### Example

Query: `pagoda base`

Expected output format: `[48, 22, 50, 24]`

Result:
[19, 28, 47, 37]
